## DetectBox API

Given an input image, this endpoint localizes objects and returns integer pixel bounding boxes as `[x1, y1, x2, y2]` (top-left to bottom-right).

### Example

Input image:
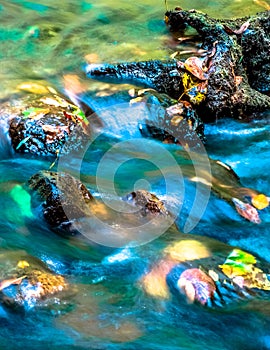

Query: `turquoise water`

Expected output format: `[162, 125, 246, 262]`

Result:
[0, 0, 270, 349]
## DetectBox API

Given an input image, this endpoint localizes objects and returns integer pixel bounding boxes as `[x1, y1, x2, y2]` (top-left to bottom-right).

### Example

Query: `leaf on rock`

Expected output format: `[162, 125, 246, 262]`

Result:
[40, 97, 65, 107]
[188, 89, 206, 105]
[22, 107, 50, 120]
[225, 249, 256, 265]
[74, 108, 89, 126]
[17, 260, 30, 269]
[178, 279, 196, 303]
[180, 72, 207, 104]
[182, 72, 192, 91]
[17, 82, 50, 95]
[219, 249, 270, 290]
[178, 268, 216, 305]
[0, 276, 26, 291]
[182, 57, 208, 80]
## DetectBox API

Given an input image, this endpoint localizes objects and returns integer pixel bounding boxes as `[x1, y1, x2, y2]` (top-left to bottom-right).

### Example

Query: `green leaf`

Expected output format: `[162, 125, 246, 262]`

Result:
[225, 249, 256, 265]
[219, 248, 270, 290]
[22, 107, 49, 119]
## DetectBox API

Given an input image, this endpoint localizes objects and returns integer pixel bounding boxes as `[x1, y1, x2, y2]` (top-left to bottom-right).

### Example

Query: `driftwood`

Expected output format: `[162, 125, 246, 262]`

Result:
[86, 9, 270, 123]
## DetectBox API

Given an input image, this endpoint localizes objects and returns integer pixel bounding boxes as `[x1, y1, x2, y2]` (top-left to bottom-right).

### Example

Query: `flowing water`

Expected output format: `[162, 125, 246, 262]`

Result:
[0, 0, 270, 349]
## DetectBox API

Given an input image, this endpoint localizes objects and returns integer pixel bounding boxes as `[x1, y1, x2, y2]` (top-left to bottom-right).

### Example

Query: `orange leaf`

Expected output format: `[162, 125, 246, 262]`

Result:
[251, 194, 269, 210]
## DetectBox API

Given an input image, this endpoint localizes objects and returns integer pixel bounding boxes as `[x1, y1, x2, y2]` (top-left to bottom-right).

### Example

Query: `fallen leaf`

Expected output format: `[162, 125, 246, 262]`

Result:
[17, 260, 30, 269]
[178, 268, 216, 305]
[178, 279, 195, 303]
[84, 53, 99, 64]
[0, 276, 26, 291]
[234, 76, 243, 86]
[63, 74, 87, 95]
[42, 124, 59, 133]
[226, 248, 256, 265]
[17, 82, 49, 95]
[179, 72, 207, 104]
[182, 57, 208, 80]
[223, 21, 250, 35]
[22, 107, 50, 120]
[233, 21, 250, 35]
[219, 249, 270, 290]
[208, 269, 219, 282]
[40, 97, 63, 107]
[232, 198, 261, 224]
[252, 194, 269, 210]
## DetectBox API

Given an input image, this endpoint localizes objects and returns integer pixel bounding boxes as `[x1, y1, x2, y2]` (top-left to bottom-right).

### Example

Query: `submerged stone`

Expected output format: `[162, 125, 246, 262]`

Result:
[123, 189, 169, 216]
[139, 235, 270, 308]
[28, 170, 94, 235]
[0, 251, 70, 312]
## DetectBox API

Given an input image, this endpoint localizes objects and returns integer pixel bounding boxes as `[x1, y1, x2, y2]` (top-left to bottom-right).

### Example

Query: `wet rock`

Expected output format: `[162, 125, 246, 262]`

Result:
[6, 92, 90, 156]
[165, 9, 270, 120]
[123, 189, 169, 217]
[129, 88, 205, 145]
[28, 170, 94, 235]
[122, 189, 180, 234]
[0, 250, 70, 312]
[86, 60, 184, 100]
[177, 268, 216, 305]
[28, 170, 177, 242]
[86, 9, 270, 122]
[139, 235, 270, 308]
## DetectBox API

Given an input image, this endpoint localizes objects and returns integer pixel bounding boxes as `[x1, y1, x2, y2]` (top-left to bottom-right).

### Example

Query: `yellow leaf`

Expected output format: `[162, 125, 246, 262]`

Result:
[219, 264, 233, 277]
[234, 268, 270, 291]
[182, 73, 192, 90]
[228, 249, 256, 264]
[40, 97, 60, 107]
[220, 264, 253, 278]
[17, 82, 49, 95]
[252, 194, 269, 210]
[17, 260, 30, 268]
[188, 91, 206, 105]
[220, 249, 270, 291]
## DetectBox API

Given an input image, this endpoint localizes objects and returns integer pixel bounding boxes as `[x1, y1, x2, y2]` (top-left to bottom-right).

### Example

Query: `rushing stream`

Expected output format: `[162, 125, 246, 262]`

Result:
[0, 0, 270, 349]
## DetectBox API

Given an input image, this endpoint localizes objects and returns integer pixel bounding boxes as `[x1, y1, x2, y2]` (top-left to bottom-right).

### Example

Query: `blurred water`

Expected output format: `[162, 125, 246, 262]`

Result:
[0, 0, 270, 349]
